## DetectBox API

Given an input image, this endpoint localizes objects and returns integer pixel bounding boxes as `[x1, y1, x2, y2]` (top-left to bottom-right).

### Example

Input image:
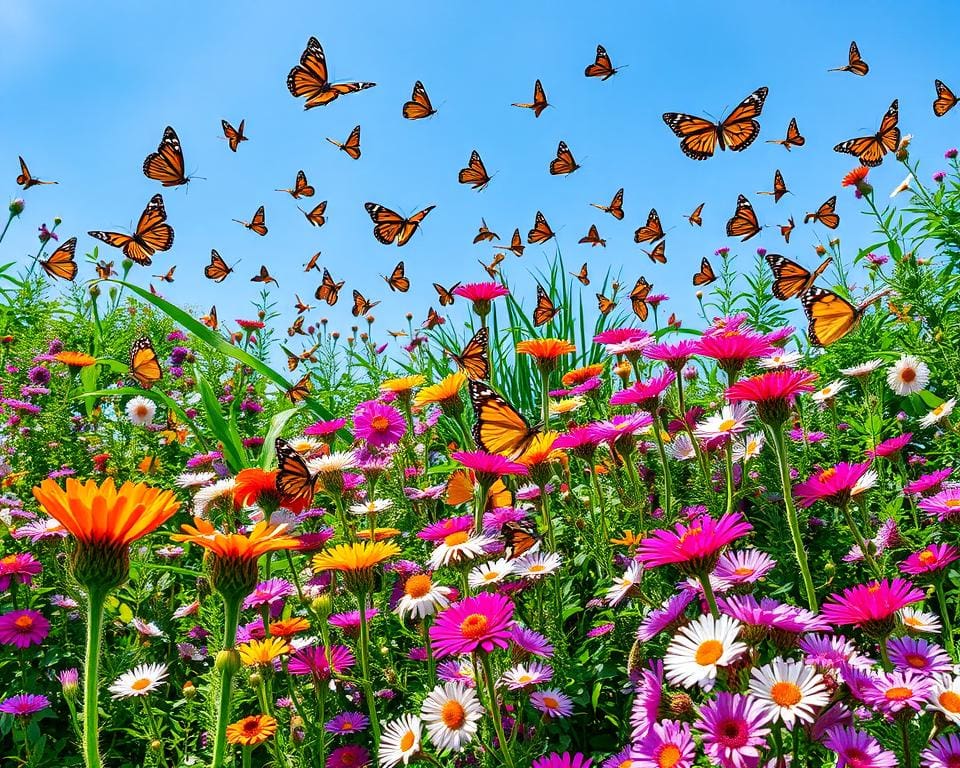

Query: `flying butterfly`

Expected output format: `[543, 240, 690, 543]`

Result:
[304, 252, 321, 272]
[129, 337, 162, 389]
[579, 224, 606, 247]
[234, 206, 268, 236]
[833, 100, 900, 167]
[804, 196, 840, 229]
[275, 439, 318, 509]
[934, 80, 958, 117]
[663, 87, 768, 160]
[287, 316, 306, 336]
[533, 284, 561, 327]
[634, 209, 665, 244]
[200, 305, 218, 330]
[423, 307, 444, 330]
[469, 380, 542, 459]
[294, 294, 314, 314]
[630, 276, 652, 322]
[326, 125, 361, 159]
[39, 236, 77, 281]
[95, 260, 115, 280]
[765, 254, 833, 300]
[692, 257, 716, 287]
[365, 202, 435, 246]
[402, 80, 436, 119]
[88, 194, 174, 266]
[383, 261, 410, 292]
[549, 141, 580, 175]
[725, 195, 761, 241]
[251, 265, 278, 286]
[780, 216, 796, 244]
[300, 201, 327, 228]
[829, 41, 869, 76]
[801, 287, 890, 347]
[584, 44, 622, 80]
[527, 211, 555, 244]
[458, 150, 491, 190]
[512, 79, 549, 117]
[286, 37, 375, 109]
[387, 330, 408, 339]
[153, 266, 176, 283]
[591, 188, 624, 220]
[315, 268, 344, 305]
[433, 281, 460, 307]
[16, 156, 57, 189]
[474, 218, 499, 244]
[686, 202, 705, 227]
[597, 292, 616, 315]
[643, 241, 667, 264]
[570, 262, 590, 286]
[501, 520, 540, 560]
[352, 290, 380, 317]
[446, 327, 489, 380]
[276, 170, 314, 198]
[766, 117, 805, 150]
[143, 126, 190, 187]
[501, 228, 525, 257]
[221, 119, 247, 152]
[757, 169, 789, 203]
[204, 249, 235, 282]
[479, 253, 504, 278]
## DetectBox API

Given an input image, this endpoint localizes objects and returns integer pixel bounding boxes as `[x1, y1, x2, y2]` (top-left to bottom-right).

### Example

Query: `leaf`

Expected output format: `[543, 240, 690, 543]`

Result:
[260, 407, 301, 470]
[197, 374, 248, 472]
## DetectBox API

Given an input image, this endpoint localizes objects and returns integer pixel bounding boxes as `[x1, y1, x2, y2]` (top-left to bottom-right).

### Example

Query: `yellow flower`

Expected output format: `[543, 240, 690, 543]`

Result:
[550, 397, 584, 415]
[516, 338, 576, 362]
[312, 541, 401, 573]
[413, 371, 467, 409]
[381, 375, 426, 394]
[226, 714, 277, 746]
[238, 637, 290, 666]
[356, 527, 402, 541]
[53, 351, 97, 368]
[517, 432, 559, 467]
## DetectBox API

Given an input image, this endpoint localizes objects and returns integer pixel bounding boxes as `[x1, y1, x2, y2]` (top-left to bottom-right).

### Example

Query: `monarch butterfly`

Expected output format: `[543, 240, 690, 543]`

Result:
[527, 211, 555, 244]
[833, 100, 900, 167]
[130, 337, 162, 389]
[143, 126, 190, 187]
[383, 261, 410, 292]
[533, 284, 560, 326]
[204, 250, 235, 282]
[766, 254, 833, 300]
[725, 195, 761, 241]
[780, 216, 796, 244]
[365, 203, 435, 246]
[153, 266, 176, 283]
[423, 306, 444, 330]
[458, 151, 491, 190]
[352, 290, 380, 317]
[89, 194, 174, 266]
[433, 282, 460, 307]
[801, 287, 891, 347]
[686, 202, 705, 227]
[402, 80, 436, 119]
[473, 218, 499, 244]
[447, 327, 489, 380]
[512, 79, 549, 117]
[251, 265, 278, 285]
[304, 252, 321, 272]
[549, 141, 580, 175]
[275, 439, 318, 507]
[663, 87, 768, 161]
[469, 380, 542, 459]
[692, 257, 716, 287]
[39, 237, 77, 282]
[387, 330, 408, 339]
[445, 469, 512, 510]
[276, 170, 314, 198]
[286, 373, 312, 403]
[502, 520, 540, 560]
[315, 268, 344, 305]
[200, 305, 218, 330]
[570, 263, 590, 286]
[579, 224, 605, 247]
[934, 80, 958, 117]
[16, 156, 57, 189]
[234, 206, 268, 236]
[804, 196, 840, 229]
[502, 228, 525, 257]
[591, 188, 624, 220]
[630, 276, 652, 322]
[288, 316, 306, 336]
[95, 260, 115, 280]
[286, 37, 375, 109]
[766, 117, 805, 151]
[829, 41, 869, 76]
[643, 241, 667, 264]
[634, 209, 665, 244]
[479, 253, 504, 279]
[326, 125, 361, 159]
[584, 44, 621, 80]
[597, 292, 616, 315]
[294, 294, 314, 314]
[757, 169, 788, 203]
[221, 119, 247, 152]
[300, 201, 328, 228]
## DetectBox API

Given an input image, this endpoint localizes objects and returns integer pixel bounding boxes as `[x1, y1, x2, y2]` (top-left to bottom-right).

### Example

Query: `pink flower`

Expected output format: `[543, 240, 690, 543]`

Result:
[694, 332, 774, 378]
[454, 282, 509, 316]
[792, 461, 874, 508]
[418, 516, 474, 543]
[585, 414, 653, 447]
[532, 753, 592, 768]
[697, 692, 772, 768]
[632, 720, 695, 768]
[610, 370, 676, 410]
[0, 552, 42, 591]
[919, 486, 960, 521]
[593, 327, 649, 345]
[900, 543, 959, 576]
[430, 593, 515, 657]
[450, 451, 528, 484]
[530, 688, 574, 718]
[352, 400, 406, 448]
[0, 609, 50, 648]
[824, 727, 898, 768]
[637, 513, 752, 575]
[288, 644, 356, 679]
[821, 579, 925, 635]
[864, 669, 933, 715]
[725, 370, 818, 426]
[867, 433, 912, 459]
[304, 418, 347, 437]
[904, 468, 953, 496]
[923, 733, 960, 768]
[643, 340, 699, 371]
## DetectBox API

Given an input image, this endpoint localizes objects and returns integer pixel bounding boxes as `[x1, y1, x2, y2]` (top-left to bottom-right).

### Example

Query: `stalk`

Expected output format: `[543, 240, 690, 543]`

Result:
[479, 653, 515, 768]
[83, 587, 108, 768]
[935, 577, 957, 658]
[356, 590, 381, 749]
[211, 596, 242, 768]
[650, 417, 673, 515]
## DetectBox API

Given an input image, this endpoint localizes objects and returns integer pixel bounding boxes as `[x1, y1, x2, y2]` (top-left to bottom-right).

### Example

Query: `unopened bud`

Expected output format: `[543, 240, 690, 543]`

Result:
[215, 649, 241, 675]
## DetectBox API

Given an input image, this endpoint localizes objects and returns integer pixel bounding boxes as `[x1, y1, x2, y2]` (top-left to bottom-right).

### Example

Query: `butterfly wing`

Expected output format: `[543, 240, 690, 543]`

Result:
[801, 287, 859, 346]
[596, 293, 616, 314]
[527, 211, 555, 244]
[805, 196, 839, 229]
[780, 217, 795, 244]
[403, 80, 436, 119]
[502, 520, 540, 560]
[458, 150, 491, 190]
[834, 100, 899, 166]
[687, 202, 705, 226]
[130, 336, 162, 389]
[846, 41, 869, 75]
[365, 203, 404, 245]
[247, 206, 267, 236]
[644, 241, 667, 264]
[16, 156, 31, 187]
[295, 170, 315, 197]
[507, 228, 525, 256]
[143, 126, 188, 186]
[469, 380, 540, 459]
[765, 254, 813, 300]
[39, 237, 78, 281]
[204, 249, 233, 282]
[275, 439, 318, 504]
[718, 87, 768, 152]
[222, 119, 246, 151]
[449, 327, 489, 380]
[287, 374, 312, 404]
[634, 209, 664, 243]
[692, 256, 716, 287]
[725, 195, 761, 241]
[549, 141, 579, 175]
[533, 284, 559, 326]
[662, 113, 720, 160]
[301, 201, 327, 228]
[385, 261, 410, 292]
[585, 44, 616, 79]
[571, 263, 590, 286]
[934, 80, 958, 117]
[340, 125, 362, 159]
[579, 224, 604, 246]
[397, 205, 435, 246]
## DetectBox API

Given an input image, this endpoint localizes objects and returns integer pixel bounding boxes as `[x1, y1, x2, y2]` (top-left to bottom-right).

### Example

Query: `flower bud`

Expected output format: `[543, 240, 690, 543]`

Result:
[150, 740, 163, 754]
[215, 649, 241, 675]
[53, 216, 62, 226]
[182, 681, 197, 700]
[8, 198, 24, 216]
[248, 672, 262, 687]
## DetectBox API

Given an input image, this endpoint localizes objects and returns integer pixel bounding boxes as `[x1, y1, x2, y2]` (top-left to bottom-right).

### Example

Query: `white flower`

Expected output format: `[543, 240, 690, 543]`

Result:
[108, 663, 168, 699]
[500, 661, 554, 690]
[125, 395, 156, 426]
[428, 533, 494, 570]
[379, 713, 422, 767]
[670, 433, 696, 461]
[811, 379, 848, 404]
[175, 471, 216, 489]
[420, 682, 483, 753]
[851, 469, 879, 498]
[395, 573, 452, 620]
[349, 499, 394, 516]
[663, 614, 747, 690]
[285, 437, 323, 455]
[887, 355, 930, 396]
[130, 618, 165, 637]
[694, 403, 752, 441]
[513, 551, 562, 579]
[759, 351, 803, 369]
[900, 606, 941, 634]
[192, 477, 236, 517]
[732, 432, 766, 463]
[606, 561, 643, 606]
[921, 398, 956, 429]
[841, 359, 884, 379]
[468, 558, 515, 589]
[928, 674, 960, 724]
[890, 173, 914, 197]
[307, 451, 357, 475]
[749, 659, 829, 729]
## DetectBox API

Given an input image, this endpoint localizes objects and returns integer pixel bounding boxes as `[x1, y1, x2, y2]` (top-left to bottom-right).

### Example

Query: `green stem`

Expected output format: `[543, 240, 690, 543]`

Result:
[878, 635, 894, 672]
[840, 502, 882, 579]
[936, 578, 957, 658]
[650, 416, 673, 515]
[241, 746, 251, 768]
[423, 615, 436, 686]
[479, 653, 515, 768]
[900, 717, 914, 768]
[83, 587, 108, 768]
[540, 367, 551, 431]
[211, 595, 242, 768]
[356, 590, 381, 750]
[723, 441, 735, 516]
[698, 572, 720, 619]
[0, 211, 15, 245]
[589, 470, 610, 548]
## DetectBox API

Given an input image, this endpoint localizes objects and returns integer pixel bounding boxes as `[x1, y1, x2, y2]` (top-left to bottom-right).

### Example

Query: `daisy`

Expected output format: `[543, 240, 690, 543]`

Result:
[606, 561, 643, 606]
[799, 634, 874, 671]
[637, 513, 752, 575]
[510, 625, 554, 657]
[890, 172, 914, 197]
[900, 543, 959, 577]
[821, 578, 924, 634]
[919, 486, 960, 522]
[108, 663, 168, 699]
[501, 661, 554, 690]
[192, 477, 236, 517]
[419, 682, 483, 753]
[533, 753, 593, 768]
[748, 659, 828, 729]
[468, 558, 515, 589]
[758, 351, 803, 369]
[636, 592, 694, 642]
[663, 614, 746, 690]
[429, 593, 515, 657]
[395, 572, 452, 620]
[349, 498, 394, 516]
[175, 471, 216, 489]
[379, 713, 422, 767]
[694, 404, 752, 441]
[437, 658, 477, 687]
[325, 712, 370, 735]
[921, 398, 956, 429]
[670, 433, 697, 461]
[514, 551, 562, 579]
[0, 609, 50, 648]
[864, 670, 933, 715]
[841, 359, 884, 379]
[811, 379, 848, 404]
[824, 726, 898, 768]
[429, 531, 495, 570]
[631, 719, 695, 768]
[886, 355, 930, 396]
[530, 688, 574, 718]
[900, 606, 942, 634]
[697, 692, 772, 768]
[125, 395, 156, 426]
[713, 549, 776, 585]
[0, 693, 50, 717]
[730, 433, 765, 463]
[226, 714, 277, 746]
[243, 577, 294, 610]
[923, 734, 960, 768]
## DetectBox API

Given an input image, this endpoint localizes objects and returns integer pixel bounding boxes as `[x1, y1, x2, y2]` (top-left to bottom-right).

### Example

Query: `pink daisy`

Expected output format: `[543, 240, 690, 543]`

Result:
[904, 468, 953, 496]
[288, 644, 356, 679]
[821, 578, 924, 635]
[326, 745, 370, 768]
[636, 513, 752, 575]
[530, 688, 574, 718]
[0, 693, 50, 717]
[922, 733, 960, 768]
[510, 625, 554, 657]
[631, 720, 695, 768]
[418, 515, 474, 543]
[629, 660, 664, 742]
[242, 578, 294, 610]
[697, 691, 772, 768]
[886, 636, 953, 676]
[0, 609, 50, 648]
[304, 418, 347, 437]
[0, 552, 42, 591]
[454, 282, 509, 316]
[919, 486, 960, 522]
[353, 400, 406, 448]
[824, 726, 898, 768]
[610, 371, 676, 410]
[451, 451, 528, 484]
[636, 592, 694, 642]
[713, 549, 776, 585]
[430, 593, 515, 657]
[792, 461, 875, 508]
[725, 370, 818, 427]
[900, 543, 959, 576]
[694, 332, 774, 379]
[867, 433, 912, 460]
[586, 414, 654, 447]
[642, 340, 699, 372]
[593, 327, 649, 346]
[799, 634, 875, 671]
[863, 669, 933, 714]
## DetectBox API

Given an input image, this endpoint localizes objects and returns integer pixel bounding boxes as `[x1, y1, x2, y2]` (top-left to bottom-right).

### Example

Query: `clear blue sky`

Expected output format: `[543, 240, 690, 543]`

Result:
[3, 1, 959, 345]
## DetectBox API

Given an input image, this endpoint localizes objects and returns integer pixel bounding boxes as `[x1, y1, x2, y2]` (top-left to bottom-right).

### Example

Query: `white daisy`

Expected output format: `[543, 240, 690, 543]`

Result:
[663, 614, 746, 690]
[928, 674, 960, 724]
[514, 551, 562, 579]
[175, 471, 216, 489]
[606, 561, 643, 606]
[108, 663, 168, 699]
[890, 172, 914, 197]
[379, 713, 422, 767]
[349, 499, 394, 516]
[125, 395, 156, 426]
[428, 532, 494, 570]
[759, 351, 803, 369]
[192, 477, 236, 517]
[841, 359, 884, 379]
[395, 573, 452, 620]
[921, 398, 956, 429]
[694, 403, 752, 441]
[886, 355, 930, 396]
[670, 433, 696, 461]
[748, 658, 829, 729]
[307, 451, 357, 475]
[420, 682, 483, 753]
[851, 469, 879, 498]
[468, 558, 515, 589]
[285, 437, 323, 455]
[900, 606, 942, 634]
[732, 432, 766, 463]
[811, 379, 848, 404]
[500, 661, 554, 690]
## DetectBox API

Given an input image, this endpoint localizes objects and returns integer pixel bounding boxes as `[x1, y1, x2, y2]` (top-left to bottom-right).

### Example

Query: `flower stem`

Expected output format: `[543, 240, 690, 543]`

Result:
[83, 587, 108, 768]
[210, 595, 242, 768]
[650, 417, 673, 516]
[698, 572, 720, 619]
[936, 578, 957, 658]
[840, 502, 882, 579]
[900, 717, 914, 768]
[540, 368, 551, 432]
[723, 441, 735, 516]
[356, 590, 381, 750]
[479, 653, 515, 768]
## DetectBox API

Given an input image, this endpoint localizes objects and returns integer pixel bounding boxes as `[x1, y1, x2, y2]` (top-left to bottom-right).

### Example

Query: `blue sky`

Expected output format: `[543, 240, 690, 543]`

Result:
[3, 1, 959, 348]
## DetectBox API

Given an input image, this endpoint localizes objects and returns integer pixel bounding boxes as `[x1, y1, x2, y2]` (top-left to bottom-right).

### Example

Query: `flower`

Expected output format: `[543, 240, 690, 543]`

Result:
[792, 461, 875, 508]
[610, 371, 675, 410]
[395, 572, 452, 619]
[325, 712, 370, 735]
[923, 733, 960, 768]
[821, 578, 924, 635]
[268, 617, 310, 638]
[233, 468, 281, 510]
[53, 350, 97, 368]
[697, 692, 771, 768]
[226, 714, 277, 746]
[530, 688, 574, 718]
[378, 713, 422, 767]
[643, 340, 699, 372]
[327, 745, 371, 768]
[454, 282, 509, 318]
[637, 513, 752, 575]
[927, 675, 960, 724]
[420, 682, 483, 753]
[428, 531, 495, 570]
[0, 552, 42, 591]
[748, 659, 828, 729]
[510, 625, 554, 656]
[890, 173, 913, 197]
[451, 451, 528, 482]
[695, 332, 773, 378]
[288, 644, 356, 679]
[631, 719, 695, 768]
[606, 561, 643, 606]
[381, 375, 426, 395]
[517, 338, 577, 371]
[887, 636, 953, 676]
[0, 693, 50, 717]
[636, 593, 694, 642]
[313, 541, 401, 591]
[304, 418, 347, 437]
[430, 593, 515, 657]
[663, 614, 746, 690]
[533, 754, 592, 768]
[353, 400, 406, 448]
[108, 662, 168, 698]
[900, 543, 959, 576]
[514, 551, 562, 579]
[886, 355, 930, 395]
[921, 398, 957, 428]
[919, 486, 960, 521]
[501, 661, 553, 689]
[713, 549, 775, 585]
[468, 557, 515, 589]
[867, 433, 912, 460]
[238, 637, 290, 666]
[824, 727, 897, 768]
[842, 166, 870, 190]
[865, 669, 933, 714]
[900, 606, 941, 634]
[694, 404, 752, 441]
[124, 395, 156, 426]
[563, 363, 605, 387]
[0, 608, 50, 648]
[243, 577, 294, 609]
[725, 370, 818, 426]
[811, 379, 848, 403]
[414, 372, 467, 411]
[758, 351, 803, 369]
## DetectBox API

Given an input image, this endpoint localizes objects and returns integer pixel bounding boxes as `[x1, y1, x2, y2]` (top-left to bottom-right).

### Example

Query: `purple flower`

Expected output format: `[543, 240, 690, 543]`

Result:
[947, 148, 959, 160]
[697, 692, 772, 768]
[352, 400, 405, 448]
[934, 171, 947, 183]
[0, 693, 50, 717]
[0, 552, 42, 590]
[27, 366, 50, 386]
[242, 578, 294, 610]
[0, 609, 50, 648]
[324, 711, 369, 735]
[288, 644, 356, 679]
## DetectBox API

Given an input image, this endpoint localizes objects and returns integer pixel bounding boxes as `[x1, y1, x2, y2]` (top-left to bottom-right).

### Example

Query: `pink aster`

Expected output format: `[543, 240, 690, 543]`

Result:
[923, 733, 960, 768]
[553, 426, 603, 459]
[242, 578, 294, 610]
[900, 543, 959, 577]
[327, 745, 370, 768]
[304, 418, 347, 437]
[0, 609, 50, 648]
[697, 691, 772, 768]
[593, 327, 650, 345]
[451, 451, 528, 484]
[636, 513, 752, 575]
[0, 552, 42, 591]
[532, 753, 592, 768]
[288, 644, 356, 679]
[630, 660, 664, 742]
[719, 595, 831, 635]
[632, 720, 695, 768]
[454, 282, 509, 317]
[586, 413, 654, 447]
[530, 688, 574, 718]
[0, 693, 50, 717]
[725, 370, 818, 426]
[863, 669, 933, 714]
[867, 433, 912, 460]
[636, 592, 694, 642]
[610, 370, 676, 410]
[430, 593, 515, 657]
[904, 468, 953, 496]
[642, 340, 699, 372]
[694, 331, 774, 378]
[821, 578, 924, 634]
[352, 400, 406, 448]
[713, 549, 776, 585]
[792, 461, 874, 508]
[824, 726, 898, 768]
[919, 486, 960, 522]
[510, 625, 554, 657]
[329, 609, 378, 638]
[799, 634, 875, 671]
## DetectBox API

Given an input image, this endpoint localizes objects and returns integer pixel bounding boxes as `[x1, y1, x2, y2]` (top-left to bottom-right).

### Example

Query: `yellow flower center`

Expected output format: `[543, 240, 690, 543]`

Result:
[919, 549, 937, 565]
[884, 686, 913, 701]
[947, 500, 960, 508]
[679, 526, 703, 545]
[770, 681, 802, 707]
[444, 531, 470, 547]
[718, 419, 737, 432]
[656, 745, 682, 768]
[460, 613, 489, 639]
[939, 691, 960, 713]
[818, 468, 837, 483]
[131, 677, 152, 691]
[934, 405, 946, 416]
[542, 696, 559, 709]
[483, 571, 500, 581]
[370, 415, 390, 432]
[694, 639, 724, 666]
[528, 564, 545, 572]
[733, 567, 755, 576]
[13, 615, 33, 630]
[399, 730, 416, 751]
[441, 699, 467, 729]
[1, 555, 16, 566]
[341, 722, 354, 730]
[404, 574, 433, 599]
[902, 616, 923, 628]
[517, 674, 533, 684]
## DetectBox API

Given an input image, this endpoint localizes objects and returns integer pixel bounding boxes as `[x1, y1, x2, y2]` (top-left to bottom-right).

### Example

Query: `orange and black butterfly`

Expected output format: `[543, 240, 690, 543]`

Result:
[153, 266, 176, 283]
[766, 254, 833, 300]
[597, 292, 616, 315]
[386, 330, 408, 340]
[423, 306, 444, 330]
[725, 195, 761, 241]
[663, 87, 768, 160]
[474, 219, 499, 244]
[549, 141, 580, 175]
[833, 100, 899, 167]
[757, 169, 788, 202]
[829, 41, 869, 76]
[234, 206, 268, 236]
[934, 80, 958, 117]
[527, 211, 555, 245]
[501, 228, 525, 257]
[17, 156, 57, 189]
[286, 37, 375, 109]
[95, 260, 115, 280]
[634, 209, 665, 244]
[365, 203, 435, 246]
[804, 196, 840, 229]
[383, 261, 410, 292]
[433, 281, 460, 306]
[512, 79, 549, 117]
[143, 126, 190, 187]
[533, 284, 561, 326]
[686, 202, 705, 227]
[801, 287, 890, 347]
[447, 327, 489, 380]
[693, 257, 716, 287]
[327, 125, 361, 159]
[288, 317, 306, 336]
[469, 380, 542, 459]
[643, 241, 667, 264]
[352, 290, 380, 317]
[315, 268, 344, 305]
[479, 253, 505, 279]
[276, 170, 315, 198]
[579, 224, 606, 247]
[221, 119, 247, 152]
[584, 44, 621, 80]
[204, 249, 235, 282]
[402, 81, 436, 119]
[630, 276, 652, 321]
[275, 439, 318, 507]
[570, 263, 590, 286]
[200, 305, 218, 330]
[129, 337, 162, 389]
[251, 265, 278, 286]
[766, 117, 805, 151]
[294, 294, 314, 314]
[458, 151, 491, 190]
[89, 194, 174, 266]
[502, 520, 540, 560]
[304, 252, 322, 272]
[779, 216, 796, 244]
[591, 188, 624, 220]
[39, 237, 77, 281]
[300, 201, 328, 228]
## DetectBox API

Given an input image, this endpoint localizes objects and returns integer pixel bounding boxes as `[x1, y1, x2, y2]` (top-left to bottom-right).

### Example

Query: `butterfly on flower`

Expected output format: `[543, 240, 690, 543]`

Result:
[502, 521, 540, 560]
[275, 439, 318, 506]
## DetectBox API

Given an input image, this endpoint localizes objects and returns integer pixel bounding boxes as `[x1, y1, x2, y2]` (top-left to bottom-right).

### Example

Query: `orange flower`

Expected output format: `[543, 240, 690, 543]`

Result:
[268, 617, 310, 638]
[138, 455, 161, 475]
[516, 338, 576, 362]
[356, 527, 402, 541]
[226, 714, 277, 746]
[381, 375, 425, 394]
[610, 529, 640, 547]
[413, 371, 467, 411]
[233, 468, 280, 510]
[53, 351, 97, 368]
[312, 541, 401, 573]
[841, 166, 870, 187]
[550, 397, 584, 415]
[562, 363, 604, 387]
[517, 432, 559, 467]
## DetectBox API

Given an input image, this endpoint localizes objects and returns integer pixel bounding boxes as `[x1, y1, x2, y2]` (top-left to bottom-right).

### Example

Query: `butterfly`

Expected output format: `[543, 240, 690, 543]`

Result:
[765, 254, 833, 300]
[512, 79, 549, 117]
[129, 337, 162, 389]
[16, 156, 57, 189]
[570, 263, 590, 286]
[286, 37, 375, 109]
[725, 195, 761, 241]
[501, 228, 525, 257]
[779, 216, 796, 244]
[204, 249, 235, 282]
[95, 260, 115, 280]
[304, 252, 322, 272]
[143, 126, 190, 187]
[643, 241, 667, 264]
[383, 261, 410, 292]
[804, 196, 839, 229]
[549, 141, 580, 175]
[533, 284, 561, 327]
[528, 211, 555, 244]
[315, 269, 344, 305]
[829, 41, 869, 76]
[365, 203, 435, 246]
[89, 194, 174, 266]
[294, 295, 314, 314]
[288, 316, 306, 336]
[433, 281, 460, 307]
[479, 253, 505, 278]
[630, 276, 652, 321]
[686, 202, 705, 226]
[693, 257, 716, 287]
[766, 117, 805, 150]
[662, 87, 768, 160]
[757, 169, 788, 203]
[800, 287, 889, 347]
[221, 119, 247, 152]
[153, 266, 176, 283]
[352, 290, 380, 317]
[458, 151, 491, 190]
[149, 284, 161, 297]
[934, 80, 958, 117]
[326, 125, 361, 159]
[597, 292, 616, 315]
[300, 201, 328, 228]
[591, 188, 624, 220]
[474, 218, 499, 244]
[501, 520, 540, 560]
[634, 209, 665, 244]
[446, 327, 489, 380]
[445, 469, 512, 510]
[387, 330, 408, 339]
[200, 305, 218, 330]
[276, 170, 315, 198]
[833, 100, 900, 167]
[579, 224, 605, 247]
[251, 265, 278, 286]
[402, 80, 436, 119]
[275, 439, 319, 506]
[469, 380, 541, 459]
[39, 237, 77, 281]
[584, 44, 621, 79]
[234, 206, 268, 236]
[423, 307, 444, 330]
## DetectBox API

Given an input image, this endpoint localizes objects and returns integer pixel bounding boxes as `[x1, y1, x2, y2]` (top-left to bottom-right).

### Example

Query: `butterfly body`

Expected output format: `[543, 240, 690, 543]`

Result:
[663, 87, 768, 160]
[221, 119, 247, 151]
[275, 439, 319, 505]
[533, 284, 560, 326]
[585, 44, 621, 79]
[800, 287, 890, 346]
[403, 81, 436, 119]
[365, 203, 435, 246]
[89, 194, 174, 266]
[512, 79, 549, 117]
[276, 170, 315, 198]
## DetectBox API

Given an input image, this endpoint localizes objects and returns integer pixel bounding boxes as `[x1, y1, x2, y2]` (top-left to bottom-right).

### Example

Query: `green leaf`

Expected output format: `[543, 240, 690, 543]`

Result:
[260, 407, 300, 469]
[197, 373, 248, 471]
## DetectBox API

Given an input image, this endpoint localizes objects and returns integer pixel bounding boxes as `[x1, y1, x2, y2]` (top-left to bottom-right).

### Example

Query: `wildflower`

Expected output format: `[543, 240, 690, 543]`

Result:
[921, 398, 956, 428]
[609, 370, 676, 410]
[501, 661, 553, 689]
[919, 486, 960, 522]
[381, 374, 426, 398]
[792, 461, 875, 508]
[821, 578, 924, 636]
[606, 561, 643, 606]
[694, 404, 752, 441]
[890, 173, 913, 197]
[396, 572, 452, 619]
[887, 636, 953, 676]
[453, 282, 509, 317]
[923, 733, 960, 768]
[694, 332, 773, 379]
[637, 513, 752, 575]
[632, 720, 695, 768]
[414, 372, 467, 413]
[226, 714, 277, 746]
[643, 340, 699, 372]
[288, 644, 355, 678]
[887, 354, 930, 396]
[900, 543, 959, 577]
[325, 712, 370, 735]
[430, 593, 515, 657]
[0, 552, 42, 590]
[510, 624, 554, 657]
[429, 531, 495, 570]
[353, 400, 406, 448]
[927, 675, 960, 724]
[238, 637, 290, 666]
[378, 713, 422, 767]
[124, 395, 156, 425]
[562, 363, 605, 387]
[663, 614, 746, 690]
[0, 693, 50, 717]
[533, 754, 592, 768]
[9, 198, 25, 216]
[636, 593, 694, 642]
[304, 418, 347, 437]
[824, 726, 898, 768]
[810, 379, 848, 404]
[515, 551, 562, 579]
[517, 338, 577, 373]
[799, 634, 873, 671]
[842, 166, 871, 194]
[420, 682, 483, 752]
[697, 692, 772, 768]
[0, 608, 50, 649]
[53, 350, 97, 368]
[864, 669, 932, 714]
[725, 370, 818, 427]
[243, 578, 294, 609]
[530, 688, 574, 718]
[468, 558, 515, 589]
[327, 745, 371, 768]
[312, 541, 401, 592]
[900, 606, 941, 634]
[108, 663, 168, 698]
[758, 350, 803, 369]
[748, 659, 828, 729]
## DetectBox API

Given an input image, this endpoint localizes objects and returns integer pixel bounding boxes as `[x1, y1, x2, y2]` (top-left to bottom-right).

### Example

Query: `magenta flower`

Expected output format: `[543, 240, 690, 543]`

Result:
[642, 340, 699, 372]
[697, 691, 772, 768]
[288, 644, 356, 679]
[430, 593, 515, 657]
[353, 400, 405, 448]
[904, 468, 953, 496]
[694, 331, 774, 379]
[719, 594, 830, 635]
[900, 543, 959, 577]
[532, 753, 592, 768]
[920, 486, 960, 521]
[886, 636, 953, 676]
[923, 733, 960, 768]
[242, 578, 294, 610]
[593, 327, 649, 346]
[792, 461, 875, 508]
[636, 593, 694, 642]
[821, 579, 924, 635]
[451, 451, 528, 484]
[630, 660, 664, 742]
[0, 609, 50, 648]
[0, 552, 42, 591]
[867, 433, 912, 459]
[824, 726, 898, 768]
[329, 609, 378, 637]
[632, 719, 695, 768]
[864, 669, 933, 714]
[326, 745, 370, 768]
[529, 688, 574, 718]
[454, 282, 509, 317]
[585, 413, 653, 447]
[725, 370, 818, 426]
[303, 418, 347, 437]
[418, 515, 474, 543]
[713, 549, 776, 585]
[0, 693, 50, 717]
[637, 513, 752, 575]
[553, 426, 603, 459]
[609, 370, 676, 410]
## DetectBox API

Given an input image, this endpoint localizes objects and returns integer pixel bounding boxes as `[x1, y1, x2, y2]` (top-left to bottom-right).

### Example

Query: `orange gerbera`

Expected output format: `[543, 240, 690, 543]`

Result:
[841, 166, 870, 188]
[268, 617, 310, 638]
[312, 541, 401, 573]
[53, 350, 97, 368]
[516, 338, 576, 362]
[413, 371, 467, 411]
[562, 363, 604, 388]
[226, 714, 277, 746]
[233, 468, 282, 511]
